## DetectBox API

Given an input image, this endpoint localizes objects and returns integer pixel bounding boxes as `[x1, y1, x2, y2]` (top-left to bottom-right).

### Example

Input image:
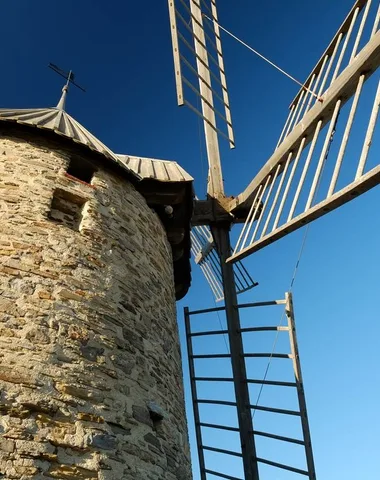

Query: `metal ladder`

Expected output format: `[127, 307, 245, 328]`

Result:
[184, 293, 316, 480]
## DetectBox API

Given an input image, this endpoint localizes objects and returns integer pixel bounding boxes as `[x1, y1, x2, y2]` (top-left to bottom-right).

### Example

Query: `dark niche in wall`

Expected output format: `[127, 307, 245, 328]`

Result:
[67, 156, 96, 184]
[48, 188, 87, 231]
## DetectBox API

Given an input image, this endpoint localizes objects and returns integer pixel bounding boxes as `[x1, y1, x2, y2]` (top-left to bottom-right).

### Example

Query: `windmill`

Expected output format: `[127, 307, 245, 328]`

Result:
[167, 0, 380, 479]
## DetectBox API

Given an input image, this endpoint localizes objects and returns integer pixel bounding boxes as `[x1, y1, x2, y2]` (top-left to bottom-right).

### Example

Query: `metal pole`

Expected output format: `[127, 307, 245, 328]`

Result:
[286, 293, 316, 480]
[212, 225, 260, 480]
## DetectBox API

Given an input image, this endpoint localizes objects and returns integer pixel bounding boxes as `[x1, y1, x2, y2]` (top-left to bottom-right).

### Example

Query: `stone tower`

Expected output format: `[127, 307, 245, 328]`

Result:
[0, 86, 193, 479]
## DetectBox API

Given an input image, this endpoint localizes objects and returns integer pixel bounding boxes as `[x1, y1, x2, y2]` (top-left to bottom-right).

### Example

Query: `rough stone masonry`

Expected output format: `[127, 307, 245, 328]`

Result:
[0, 127, 192, 479]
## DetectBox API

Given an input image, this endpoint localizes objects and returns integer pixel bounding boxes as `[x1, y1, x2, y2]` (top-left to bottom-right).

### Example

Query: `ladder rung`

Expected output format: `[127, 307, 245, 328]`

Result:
[197, 399, 237, 407]
[203, 469, 243, 480]
[193, 377, 233, 382]
[191, 353, 231, 359]
[254, 430, 305, 445]
[193, 353, 292, 359]
[244, 353, 292, 359]
[239, 326, 289, 333]
[256, 457, 309, 476]
[187, 305, 226, 316]
[250, 405, 301, 416]
[198, 422, 240, 432]
[246, 379, 297, 387]
[202, 445, 242, 457]
[237, 300, 286, 309]
[189, 329, 228, 337]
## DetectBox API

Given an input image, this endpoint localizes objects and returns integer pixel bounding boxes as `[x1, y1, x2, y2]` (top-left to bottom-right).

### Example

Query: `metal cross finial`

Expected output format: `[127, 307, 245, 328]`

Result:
[48, 63, 86, 111]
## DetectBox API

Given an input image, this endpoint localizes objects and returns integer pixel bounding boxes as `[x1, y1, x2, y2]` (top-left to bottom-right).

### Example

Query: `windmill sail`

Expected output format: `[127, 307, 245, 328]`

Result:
[168, 0, 235, 149]
[168, 0, 254, 298]
[184, 294, 317, 480]
[228, 0, 380, 263]
[191, 225, 258, 302]
[275, 0, 373, 149]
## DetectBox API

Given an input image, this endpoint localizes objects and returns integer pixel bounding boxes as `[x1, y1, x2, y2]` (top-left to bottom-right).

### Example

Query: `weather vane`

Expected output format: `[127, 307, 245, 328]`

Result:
[48, 63, 86, 92]
[48, 63, 86, 110]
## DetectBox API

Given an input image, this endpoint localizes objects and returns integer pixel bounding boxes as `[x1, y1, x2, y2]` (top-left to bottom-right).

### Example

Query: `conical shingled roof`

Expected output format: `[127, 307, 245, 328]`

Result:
[0, 86, 141, 181]
[116, 155, 193, 183]
[0, 108, 114, 157]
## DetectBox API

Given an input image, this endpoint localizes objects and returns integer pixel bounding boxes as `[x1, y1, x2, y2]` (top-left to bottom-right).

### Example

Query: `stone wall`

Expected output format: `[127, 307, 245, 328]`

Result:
[0, 129, 192, 479]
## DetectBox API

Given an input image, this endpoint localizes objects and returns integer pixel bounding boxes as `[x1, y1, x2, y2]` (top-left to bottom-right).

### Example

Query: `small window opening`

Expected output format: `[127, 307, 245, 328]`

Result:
[147, 401, 165, 428]
[66, 156, 96, 184]
[48, 188, 87, 231]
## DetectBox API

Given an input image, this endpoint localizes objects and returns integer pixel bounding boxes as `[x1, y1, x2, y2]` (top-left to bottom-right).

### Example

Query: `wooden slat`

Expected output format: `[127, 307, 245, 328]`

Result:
[228, 164, 380, 262]
[230, 30, 380, 214]
[290, 0, 369, 106]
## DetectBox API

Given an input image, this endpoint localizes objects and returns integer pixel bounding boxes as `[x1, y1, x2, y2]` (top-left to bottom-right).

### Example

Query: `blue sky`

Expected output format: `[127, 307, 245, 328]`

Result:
[1, 1, 379, 479]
